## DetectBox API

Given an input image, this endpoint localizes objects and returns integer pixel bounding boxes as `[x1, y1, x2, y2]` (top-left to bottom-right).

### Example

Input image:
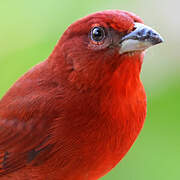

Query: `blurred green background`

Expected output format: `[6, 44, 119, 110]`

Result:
[0, 0, 179, 179]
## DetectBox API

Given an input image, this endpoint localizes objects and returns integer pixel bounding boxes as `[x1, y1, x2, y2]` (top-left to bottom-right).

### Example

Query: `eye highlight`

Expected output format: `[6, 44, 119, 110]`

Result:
[90, 27, 105, 43]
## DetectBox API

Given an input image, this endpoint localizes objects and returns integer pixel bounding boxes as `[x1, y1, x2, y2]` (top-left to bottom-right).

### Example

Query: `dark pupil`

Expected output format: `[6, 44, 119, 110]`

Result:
[92, 27, 104, 42]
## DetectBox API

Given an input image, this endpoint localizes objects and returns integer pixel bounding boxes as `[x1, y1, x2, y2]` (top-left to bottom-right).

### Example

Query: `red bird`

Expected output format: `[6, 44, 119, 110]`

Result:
[0, 10, 163, 180]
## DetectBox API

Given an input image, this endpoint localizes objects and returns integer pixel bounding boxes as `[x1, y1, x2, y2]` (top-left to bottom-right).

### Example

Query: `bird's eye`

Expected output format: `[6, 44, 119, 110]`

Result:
[91, 27, 105, 42]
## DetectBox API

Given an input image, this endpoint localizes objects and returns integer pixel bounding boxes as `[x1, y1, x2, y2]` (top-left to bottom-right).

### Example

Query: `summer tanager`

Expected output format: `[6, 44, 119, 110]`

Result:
[0, 10, 163, 180]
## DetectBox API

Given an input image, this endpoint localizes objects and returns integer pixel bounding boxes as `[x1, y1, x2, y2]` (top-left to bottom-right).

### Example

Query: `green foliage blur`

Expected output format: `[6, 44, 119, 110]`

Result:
[0, 0, 179, 179]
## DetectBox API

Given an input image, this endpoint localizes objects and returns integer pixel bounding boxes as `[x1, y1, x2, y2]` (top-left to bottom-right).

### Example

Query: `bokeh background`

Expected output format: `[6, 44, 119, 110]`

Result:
[0, 0, 179, 179]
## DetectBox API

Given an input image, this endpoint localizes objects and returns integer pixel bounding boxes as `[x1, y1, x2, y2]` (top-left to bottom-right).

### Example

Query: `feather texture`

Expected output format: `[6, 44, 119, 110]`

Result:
[0, 10, 151, 180]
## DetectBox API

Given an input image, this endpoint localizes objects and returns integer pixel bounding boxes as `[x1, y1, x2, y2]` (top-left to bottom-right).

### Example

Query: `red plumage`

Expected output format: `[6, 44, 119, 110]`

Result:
[0, 10, 162, 179]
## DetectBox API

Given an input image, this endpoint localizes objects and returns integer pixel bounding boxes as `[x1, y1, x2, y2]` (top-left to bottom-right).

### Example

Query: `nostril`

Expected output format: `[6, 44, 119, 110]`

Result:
[140, 29, 146, 35]
[152, 32, 157, 36]
[147, 30, 157, 37]
[137, 29, 146, 38]
[147, 30, 152, 36]
[145, 30, 151, 38]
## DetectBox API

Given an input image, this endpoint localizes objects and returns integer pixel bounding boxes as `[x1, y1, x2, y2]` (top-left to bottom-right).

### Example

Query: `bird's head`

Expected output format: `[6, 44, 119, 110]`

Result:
[50, 10, 163, 90]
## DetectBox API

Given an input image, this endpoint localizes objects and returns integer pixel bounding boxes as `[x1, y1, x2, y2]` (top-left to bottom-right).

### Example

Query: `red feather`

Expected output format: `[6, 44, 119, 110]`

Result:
[0, 10, 163, 180]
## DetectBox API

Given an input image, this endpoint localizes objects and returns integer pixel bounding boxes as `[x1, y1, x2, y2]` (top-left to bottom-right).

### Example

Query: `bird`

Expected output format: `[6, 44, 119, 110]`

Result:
[0, 10, 163, 180]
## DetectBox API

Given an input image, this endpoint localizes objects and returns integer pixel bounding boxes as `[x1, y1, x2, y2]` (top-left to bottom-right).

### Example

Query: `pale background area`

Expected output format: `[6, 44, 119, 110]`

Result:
[0, 0, 179, 179]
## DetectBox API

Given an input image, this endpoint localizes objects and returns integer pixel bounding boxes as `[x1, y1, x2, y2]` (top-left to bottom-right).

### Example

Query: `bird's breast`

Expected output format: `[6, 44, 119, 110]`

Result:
[67, 82, 147, 179]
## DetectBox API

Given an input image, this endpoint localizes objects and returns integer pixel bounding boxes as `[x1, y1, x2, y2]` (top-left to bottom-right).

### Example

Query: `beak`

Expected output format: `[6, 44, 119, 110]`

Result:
[119, 22, 164, 54]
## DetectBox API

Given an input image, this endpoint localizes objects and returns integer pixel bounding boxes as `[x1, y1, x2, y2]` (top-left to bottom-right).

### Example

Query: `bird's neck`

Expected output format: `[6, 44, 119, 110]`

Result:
[97, 53, 146, 156]
[110, 53, 143, 95]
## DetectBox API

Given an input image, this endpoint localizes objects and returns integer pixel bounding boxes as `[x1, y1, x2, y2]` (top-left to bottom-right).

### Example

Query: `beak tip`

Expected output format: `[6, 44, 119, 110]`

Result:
[153, 34, 164, 45]
[160, 36, 164, 43]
